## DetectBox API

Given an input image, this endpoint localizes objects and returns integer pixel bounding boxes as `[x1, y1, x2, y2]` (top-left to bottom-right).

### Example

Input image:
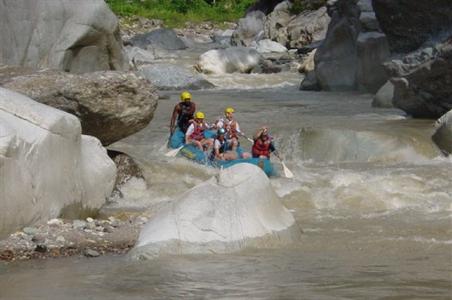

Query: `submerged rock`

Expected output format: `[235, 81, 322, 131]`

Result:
[3, 70, 158, 146]
[130, 164, 301, 260]
[0, 0, 127, 73]
[196, 47, 261, 74]
[139, 64, 215, 90]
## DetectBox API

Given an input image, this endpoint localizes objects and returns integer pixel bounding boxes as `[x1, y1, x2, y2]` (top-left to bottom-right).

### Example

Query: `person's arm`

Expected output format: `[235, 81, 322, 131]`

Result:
[213, 140, 221, 158]
[170, 104, 180, 135]
[185, 124, 194, 144]
[253, 126, 267, 140]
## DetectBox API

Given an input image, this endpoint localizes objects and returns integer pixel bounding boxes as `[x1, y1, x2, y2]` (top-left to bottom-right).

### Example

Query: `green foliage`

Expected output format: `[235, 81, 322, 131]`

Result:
[105, 0, 255, 27]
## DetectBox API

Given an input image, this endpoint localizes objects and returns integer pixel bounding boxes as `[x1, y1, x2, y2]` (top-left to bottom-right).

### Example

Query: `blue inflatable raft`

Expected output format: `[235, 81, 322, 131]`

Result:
[168, 128, 276, 177]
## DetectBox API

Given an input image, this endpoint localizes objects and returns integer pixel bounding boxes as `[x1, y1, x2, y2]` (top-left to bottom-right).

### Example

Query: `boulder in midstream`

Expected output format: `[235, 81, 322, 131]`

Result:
[130, 164, 301, 260]
[196, 47, 262, 74]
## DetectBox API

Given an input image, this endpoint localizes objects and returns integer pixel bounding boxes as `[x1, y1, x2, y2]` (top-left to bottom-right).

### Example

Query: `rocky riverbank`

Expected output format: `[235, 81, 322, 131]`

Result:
[0, 215, 146, 262]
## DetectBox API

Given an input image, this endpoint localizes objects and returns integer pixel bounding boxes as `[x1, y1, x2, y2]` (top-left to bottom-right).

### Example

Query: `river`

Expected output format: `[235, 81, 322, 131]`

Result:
[1, 69, 451, 299]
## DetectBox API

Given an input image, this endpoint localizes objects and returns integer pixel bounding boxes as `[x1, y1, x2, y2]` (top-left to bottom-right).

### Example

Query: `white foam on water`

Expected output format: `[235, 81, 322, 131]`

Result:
[205, 72, 299, 90]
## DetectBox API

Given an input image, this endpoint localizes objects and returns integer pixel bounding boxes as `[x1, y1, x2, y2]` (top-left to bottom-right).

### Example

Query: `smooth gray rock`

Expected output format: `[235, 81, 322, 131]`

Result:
[3, 70, 158, 146]
[0, 0, 127, 73]
[0, 88, 116, 238]
[84, 249, 100, 257]
[196, 47, 262, 74]
[231, 11, 266, 47]
[314, 0, 361, 91]
[372, 81, 394, 108]
[139, 64, 214, 90]
[128, 28, 187, 50]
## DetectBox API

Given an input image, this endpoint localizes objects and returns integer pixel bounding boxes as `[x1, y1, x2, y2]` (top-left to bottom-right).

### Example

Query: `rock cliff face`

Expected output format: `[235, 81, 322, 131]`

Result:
[372, 0, 452, 54]
[0, 88, 116, 238]
[2, 70, 158, 146]
[0, 0, 127, 73]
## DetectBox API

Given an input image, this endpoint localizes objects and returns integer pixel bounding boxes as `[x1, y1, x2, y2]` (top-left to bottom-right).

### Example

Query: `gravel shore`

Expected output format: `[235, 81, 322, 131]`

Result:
[0, 215, 149, 262]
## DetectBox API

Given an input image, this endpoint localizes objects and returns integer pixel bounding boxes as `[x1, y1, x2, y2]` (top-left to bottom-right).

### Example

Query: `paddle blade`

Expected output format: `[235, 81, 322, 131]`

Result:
[282, 162, 294, 178]
[165, 146, 183, 157]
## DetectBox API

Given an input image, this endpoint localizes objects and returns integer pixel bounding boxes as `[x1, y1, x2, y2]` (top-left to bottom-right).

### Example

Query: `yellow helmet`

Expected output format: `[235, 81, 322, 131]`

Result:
[225, 107, 235, 114]
[195, 111, 205, 119]
[180, 91, 192, 102]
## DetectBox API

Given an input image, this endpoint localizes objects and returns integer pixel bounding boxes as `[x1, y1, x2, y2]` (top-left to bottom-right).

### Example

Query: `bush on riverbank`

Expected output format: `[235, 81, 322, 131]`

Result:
[106, 0, 255, 27]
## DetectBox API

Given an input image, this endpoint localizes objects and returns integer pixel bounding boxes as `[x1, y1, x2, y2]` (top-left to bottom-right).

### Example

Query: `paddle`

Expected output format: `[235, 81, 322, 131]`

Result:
[276, 156, 294, 179]
[165, 145, 183, 157]
[240, 133, 294, 178]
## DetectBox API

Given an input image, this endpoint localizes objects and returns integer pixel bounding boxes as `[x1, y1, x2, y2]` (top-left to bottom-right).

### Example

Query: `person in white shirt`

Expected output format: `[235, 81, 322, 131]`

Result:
[215, 107, 242, 151]
[185, 111, 213, 150]
[210, 128, 237, 161]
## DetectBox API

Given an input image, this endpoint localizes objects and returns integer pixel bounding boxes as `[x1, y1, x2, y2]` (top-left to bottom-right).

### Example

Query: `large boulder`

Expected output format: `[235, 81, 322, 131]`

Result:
[312, 0, 389, 91]
[0, 88, 116, 238]
[314, 0, 361, 91]
[196, 47, 262, 74]
[231, 11, 266, 47]
[287, 6, 330, 49]
[0, 0, 127, 73]
[130, 164, 301, 259]
[138, 64, 215, 90]
[2, 70, 158, 146]
[372, 0, 452, 53]
[385, 39, 452, 118]
[127, 28, 187, 51]
[432, 110, 452, 154]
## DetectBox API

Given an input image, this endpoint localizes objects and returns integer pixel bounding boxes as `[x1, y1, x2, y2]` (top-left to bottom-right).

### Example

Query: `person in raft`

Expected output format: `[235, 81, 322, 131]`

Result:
[185, 111, 213, 151]
[170, 91, 196, 135]
[210, 128, 238, 161]
[252, 126, 281, 159]
[215, 107, 242, 151]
